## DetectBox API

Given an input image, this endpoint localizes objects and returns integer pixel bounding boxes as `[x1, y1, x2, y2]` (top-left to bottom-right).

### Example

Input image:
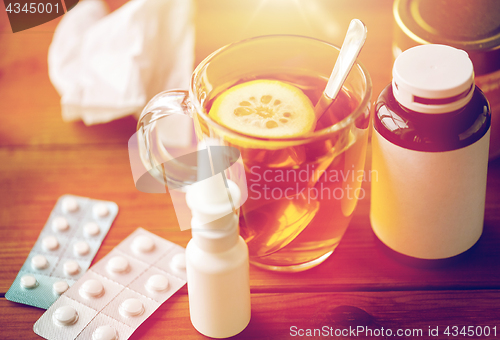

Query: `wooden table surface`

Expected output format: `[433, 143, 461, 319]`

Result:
[1, 1, 500, 339]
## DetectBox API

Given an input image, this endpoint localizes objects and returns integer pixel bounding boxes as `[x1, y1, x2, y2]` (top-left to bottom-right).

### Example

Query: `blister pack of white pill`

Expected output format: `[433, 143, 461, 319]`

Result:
[33, 227, 187, 340]
[5, 195, 118, 309]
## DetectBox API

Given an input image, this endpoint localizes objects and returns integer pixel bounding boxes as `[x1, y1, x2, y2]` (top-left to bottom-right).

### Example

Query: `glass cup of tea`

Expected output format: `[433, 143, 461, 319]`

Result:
[135, 35, 372, 272]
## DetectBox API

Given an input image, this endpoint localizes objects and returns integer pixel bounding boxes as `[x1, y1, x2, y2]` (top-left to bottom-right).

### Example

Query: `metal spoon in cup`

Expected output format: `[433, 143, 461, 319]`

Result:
[314, 19, 367, 122]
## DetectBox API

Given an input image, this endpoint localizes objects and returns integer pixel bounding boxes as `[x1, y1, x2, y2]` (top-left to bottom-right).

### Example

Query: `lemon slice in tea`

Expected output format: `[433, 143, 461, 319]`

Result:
[209, 80, 316, 139]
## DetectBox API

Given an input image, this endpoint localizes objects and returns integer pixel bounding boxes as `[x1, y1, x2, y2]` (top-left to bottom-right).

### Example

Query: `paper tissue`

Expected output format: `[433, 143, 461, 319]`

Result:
[48, 0, 194, 125]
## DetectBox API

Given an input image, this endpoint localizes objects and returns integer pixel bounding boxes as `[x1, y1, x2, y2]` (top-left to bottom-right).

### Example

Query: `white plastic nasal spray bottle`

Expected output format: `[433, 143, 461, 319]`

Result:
[185, 141, 251, 338]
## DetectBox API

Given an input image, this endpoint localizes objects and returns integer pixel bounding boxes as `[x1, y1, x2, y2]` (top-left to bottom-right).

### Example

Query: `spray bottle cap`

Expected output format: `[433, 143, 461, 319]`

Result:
[185, 139, 241, 227]
[185, 139, 241, 252]
[186, 174, 240, 227]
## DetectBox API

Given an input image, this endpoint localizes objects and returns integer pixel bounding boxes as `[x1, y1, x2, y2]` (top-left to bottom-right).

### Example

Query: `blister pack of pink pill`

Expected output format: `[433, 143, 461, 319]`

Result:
[33, 228, 187, 340]
[6, 195, 118, 309]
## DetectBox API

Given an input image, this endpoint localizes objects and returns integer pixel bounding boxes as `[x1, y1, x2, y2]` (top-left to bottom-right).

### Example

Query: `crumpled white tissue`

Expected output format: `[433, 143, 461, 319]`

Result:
[48, 0, 194, 125]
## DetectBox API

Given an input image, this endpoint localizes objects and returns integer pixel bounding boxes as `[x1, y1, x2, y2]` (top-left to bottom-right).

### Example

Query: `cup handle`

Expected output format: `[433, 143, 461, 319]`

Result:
[138, 90, 192, 128]
[128, 89, 249, 232]
[129, 90, 195, 194]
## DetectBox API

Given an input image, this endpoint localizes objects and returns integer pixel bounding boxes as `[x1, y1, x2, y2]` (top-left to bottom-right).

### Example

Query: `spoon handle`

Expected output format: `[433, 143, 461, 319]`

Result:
[314, 19, 367, 121]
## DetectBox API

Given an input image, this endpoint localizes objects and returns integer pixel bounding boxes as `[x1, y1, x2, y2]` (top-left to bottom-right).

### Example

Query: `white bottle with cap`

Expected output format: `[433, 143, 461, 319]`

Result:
[371, 44, 491, 259]
[185, 164, 251, 338]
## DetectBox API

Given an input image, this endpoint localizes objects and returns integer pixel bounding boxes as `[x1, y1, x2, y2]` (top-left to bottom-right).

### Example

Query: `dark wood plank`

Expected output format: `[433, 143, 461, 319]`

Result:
[3, 290, 500, 340]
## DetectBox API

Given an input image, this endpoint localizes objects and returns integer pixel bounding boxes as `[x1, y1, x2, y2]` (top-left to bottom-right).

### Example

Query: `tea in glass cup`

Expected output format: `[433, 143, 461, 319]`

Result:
[193, 36, 371, 271]
[136, 36, 372, 272]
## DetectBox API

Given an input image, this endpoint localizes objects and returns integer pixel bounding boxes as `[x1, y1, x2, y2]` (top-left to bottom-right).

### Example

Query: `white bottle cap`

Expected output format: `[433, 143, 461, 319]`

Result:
[79, 279, 104, 298]
[73, 241, 90, 256]
[52, 216, 69, 232]
[32, 254, 49, 270]
[146, 274, 169, 292]
[107, 256, 129, 274]
[53, 281, 69, 295]
[53, 306, 78, 326]
[132, 235, 155, 253]
[84, 222, 100, 237]
[63, 260, 80, 276]
[392, 44, 475, 114]
[42, 235, 59, 251]
[92, 325, 118, 340]
[20, 274, 37, 289]
[119, 298, 144, 317]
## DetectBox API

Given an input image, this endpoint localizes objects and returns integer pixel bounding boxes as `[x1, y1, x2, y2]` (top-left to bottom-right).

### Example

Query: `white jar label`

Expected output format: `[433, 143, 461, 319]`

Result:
[370, 128, 490, 259]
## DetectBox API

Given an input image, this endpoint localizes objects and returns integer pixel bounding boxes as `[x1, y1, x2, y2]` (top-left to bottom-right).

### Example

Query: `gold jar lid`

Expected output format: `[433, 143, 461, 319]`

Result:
[394, 0, 500, 75]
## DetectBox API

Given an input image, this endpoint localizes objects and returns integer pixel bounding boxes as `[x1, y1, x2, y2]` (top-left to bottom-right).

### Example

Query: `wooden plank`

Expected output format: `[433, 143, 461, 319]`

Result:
[2, 290, 500, 340]
[1, 147, 500, 293]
